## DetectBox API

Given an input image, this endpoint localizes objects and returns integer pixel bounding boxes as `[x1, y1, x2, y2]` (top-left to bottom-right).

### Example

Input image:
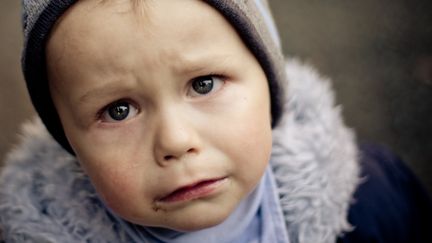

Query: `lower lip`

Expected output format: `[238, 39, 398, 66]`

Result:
[159, 177, 227, 203]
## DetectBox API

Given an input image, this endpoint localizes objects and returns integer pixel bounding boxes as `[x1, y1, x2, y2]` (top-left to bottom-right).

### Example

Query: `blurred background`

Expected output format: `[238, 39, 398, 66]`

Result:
[1, 0, 431, 194]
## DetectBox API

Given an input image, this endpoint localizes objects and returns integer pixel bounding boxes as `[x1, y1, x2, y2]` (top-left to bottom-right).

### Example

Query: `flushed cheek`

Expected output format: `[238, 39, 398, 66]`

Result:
[69, 123, 153, 180]
[83, 158, 151, 215]
[66, 120, 159, 212]
[214, 114, 272, 190]
[220, 92, 271, 157]
[235, 105, 271, 179]
[73, 140, 153, 212]
[235, 123, 271, 171]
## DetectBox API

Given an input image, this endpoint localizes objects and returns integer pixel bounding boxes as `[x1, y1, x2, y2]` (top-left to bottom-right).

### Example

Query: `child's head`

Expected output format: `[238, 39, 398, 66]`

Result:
[22, 0, 285, 231]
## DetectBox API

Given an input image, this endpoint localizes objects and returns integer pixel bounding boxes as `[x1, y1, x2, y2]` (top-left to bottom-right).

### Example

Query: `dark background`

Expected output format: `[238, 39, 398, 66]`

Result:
[269, 0, 432, 194]
[1, 0, 431, 194]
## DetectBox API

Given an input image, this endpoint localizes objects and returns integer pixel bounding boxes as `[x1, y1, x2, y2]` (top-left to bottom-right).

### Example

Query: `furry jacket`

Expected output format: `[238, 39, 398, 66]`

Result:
[1, 61, 431, 243]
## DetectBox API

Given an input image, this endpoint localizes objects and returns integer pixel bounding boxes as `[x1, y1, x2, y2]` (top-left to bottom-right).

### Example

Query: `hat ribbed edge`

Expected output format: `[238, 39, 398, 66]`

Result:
[23, 0, 77, 154]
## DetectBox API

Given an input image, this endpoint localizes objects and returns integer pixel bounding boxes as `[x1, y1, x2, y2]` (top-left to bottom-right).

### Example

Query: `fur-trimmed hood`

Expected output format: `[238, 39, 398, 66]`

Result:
[0, 60, 360, 243]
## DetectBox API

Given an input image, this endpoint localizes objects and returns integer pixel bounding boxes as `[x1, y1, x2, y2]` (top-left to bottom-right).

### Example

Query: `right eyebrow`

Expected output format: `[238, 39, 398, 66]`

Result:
[78, 82, 135, 104]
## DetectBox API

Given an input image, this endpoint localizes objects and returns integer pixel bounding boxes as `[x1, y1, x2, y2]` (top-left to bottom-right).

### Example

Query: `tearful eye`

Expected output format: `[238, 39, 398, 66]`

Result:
[101, 101, 138, 122]
[188, 75, 224, 97]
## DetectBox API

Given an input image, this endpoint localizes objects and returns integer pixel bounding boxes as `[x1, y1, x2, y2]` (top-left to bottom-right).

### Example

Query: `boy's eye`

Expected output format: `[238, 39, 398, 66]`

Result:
[101, 101, 138, 122]
[188, 75, 224, 97]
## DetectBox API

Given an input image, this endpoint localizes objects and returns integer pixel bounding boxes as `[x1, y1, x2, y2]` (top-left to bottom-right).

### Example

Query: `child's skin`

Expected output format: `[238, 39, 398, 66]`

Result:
[46, 0, 272, 231]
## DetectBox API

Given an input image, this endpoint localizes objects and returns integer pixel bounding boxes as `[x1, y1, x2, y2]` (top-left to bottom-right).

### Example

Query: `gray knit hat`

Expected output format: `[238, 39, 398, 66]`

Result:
[22, 0, 286, 154]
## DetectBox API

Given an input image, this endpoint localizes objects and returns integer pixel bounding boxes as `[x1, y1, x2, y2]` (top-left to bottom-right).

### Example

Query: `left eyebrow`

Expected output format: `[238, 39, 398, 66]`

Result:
[173, 54, 234, 76]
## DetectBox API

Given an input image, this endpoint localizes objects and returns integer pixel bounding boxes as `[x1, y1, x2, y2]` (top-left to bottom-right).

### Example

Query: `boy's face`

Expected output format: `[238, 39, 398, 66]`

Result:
[46, 0, 272, 231]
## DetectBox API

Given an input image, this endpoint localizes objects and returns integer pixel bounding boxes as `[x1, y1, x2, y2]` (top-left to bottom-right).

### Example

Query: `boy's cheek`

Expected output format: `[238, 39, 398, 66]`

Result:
[232, 121, 272, 180]
[214, 92, 272, 180]
[75, 149, 154, 217]
[87, 164, 142, 210]
[67, 125, 151, 191]
[67, 117, 147, 154]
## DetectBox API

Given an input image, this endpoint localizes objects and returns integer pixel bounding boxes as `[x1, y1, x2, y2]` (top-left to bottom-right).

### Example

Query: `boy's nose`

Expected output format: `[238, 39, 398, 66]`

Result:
[153, 110, 200, 166]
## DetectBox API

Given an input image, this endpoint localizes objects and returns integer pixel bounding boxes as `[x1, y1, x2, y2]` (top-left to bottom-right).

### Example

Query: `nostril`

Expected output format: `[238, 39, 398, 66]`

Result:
[187, 148, 196, 153]
[163, 149, 197, 161]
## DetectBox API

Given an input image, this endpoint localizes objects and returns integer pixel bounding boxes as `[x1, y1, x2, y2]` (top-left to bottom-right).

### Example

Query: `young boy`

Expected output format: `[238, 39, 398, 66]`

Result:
[0, 0, 431, 242]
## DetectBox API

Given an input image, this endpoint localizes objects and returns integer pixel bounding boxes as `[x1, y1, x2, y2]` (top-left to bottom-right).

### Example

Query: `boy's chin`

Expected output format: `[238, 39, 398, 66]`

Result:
[166, 214, 228, 232]
[130, 203, 235, 232]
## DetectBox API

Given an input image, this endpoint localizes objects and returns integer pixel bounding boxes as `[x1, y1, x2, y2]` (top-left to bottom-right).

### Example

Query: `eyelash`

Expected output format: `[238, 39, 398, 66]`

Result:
[187, 74, 226, 97]
[95, 74, 227, 123]
[97, 99, 139, 123]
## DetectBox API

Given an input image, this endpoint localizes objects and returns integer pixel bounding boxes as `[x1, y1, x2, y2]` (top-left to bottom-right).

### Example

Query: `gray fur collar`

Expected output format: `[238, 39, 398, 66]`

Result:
[0, 60, 359, 243]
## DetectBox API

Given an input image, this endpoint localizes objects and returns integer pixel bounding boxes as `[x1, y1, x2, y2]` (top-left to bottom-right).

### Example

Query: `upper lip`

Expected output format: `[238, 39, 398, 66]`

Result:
[155, 176, 226, 202]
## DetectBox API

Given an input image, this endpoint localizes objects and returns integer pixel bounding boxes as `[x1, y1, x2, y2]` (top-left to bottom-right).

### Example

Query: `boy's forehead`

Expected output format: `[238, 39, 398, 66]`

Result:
[49, 0, 236, 52]
[46, 0, 249, 85]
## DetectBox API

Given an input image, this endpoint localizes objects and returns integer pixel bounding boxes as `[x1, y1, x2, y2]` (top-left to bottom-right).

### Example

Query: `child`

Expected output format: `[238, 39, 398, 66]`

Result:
[0, 0, 431, 242]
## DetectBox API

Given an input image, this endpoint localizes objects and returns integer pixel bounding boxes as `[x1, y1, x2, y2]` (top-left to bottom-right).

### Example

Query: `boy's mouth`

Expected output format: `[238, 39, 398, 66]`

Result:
[156, 177, 228, 203]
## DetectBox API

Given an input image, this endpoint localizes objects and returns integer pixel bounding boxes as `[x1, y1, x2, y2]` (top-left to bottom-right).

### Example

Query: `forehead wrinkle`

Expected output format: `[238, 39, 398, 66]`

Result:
[97, 0, 151, 22]
[149, 41, 235, 77]
[150, 27, 237, 76]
